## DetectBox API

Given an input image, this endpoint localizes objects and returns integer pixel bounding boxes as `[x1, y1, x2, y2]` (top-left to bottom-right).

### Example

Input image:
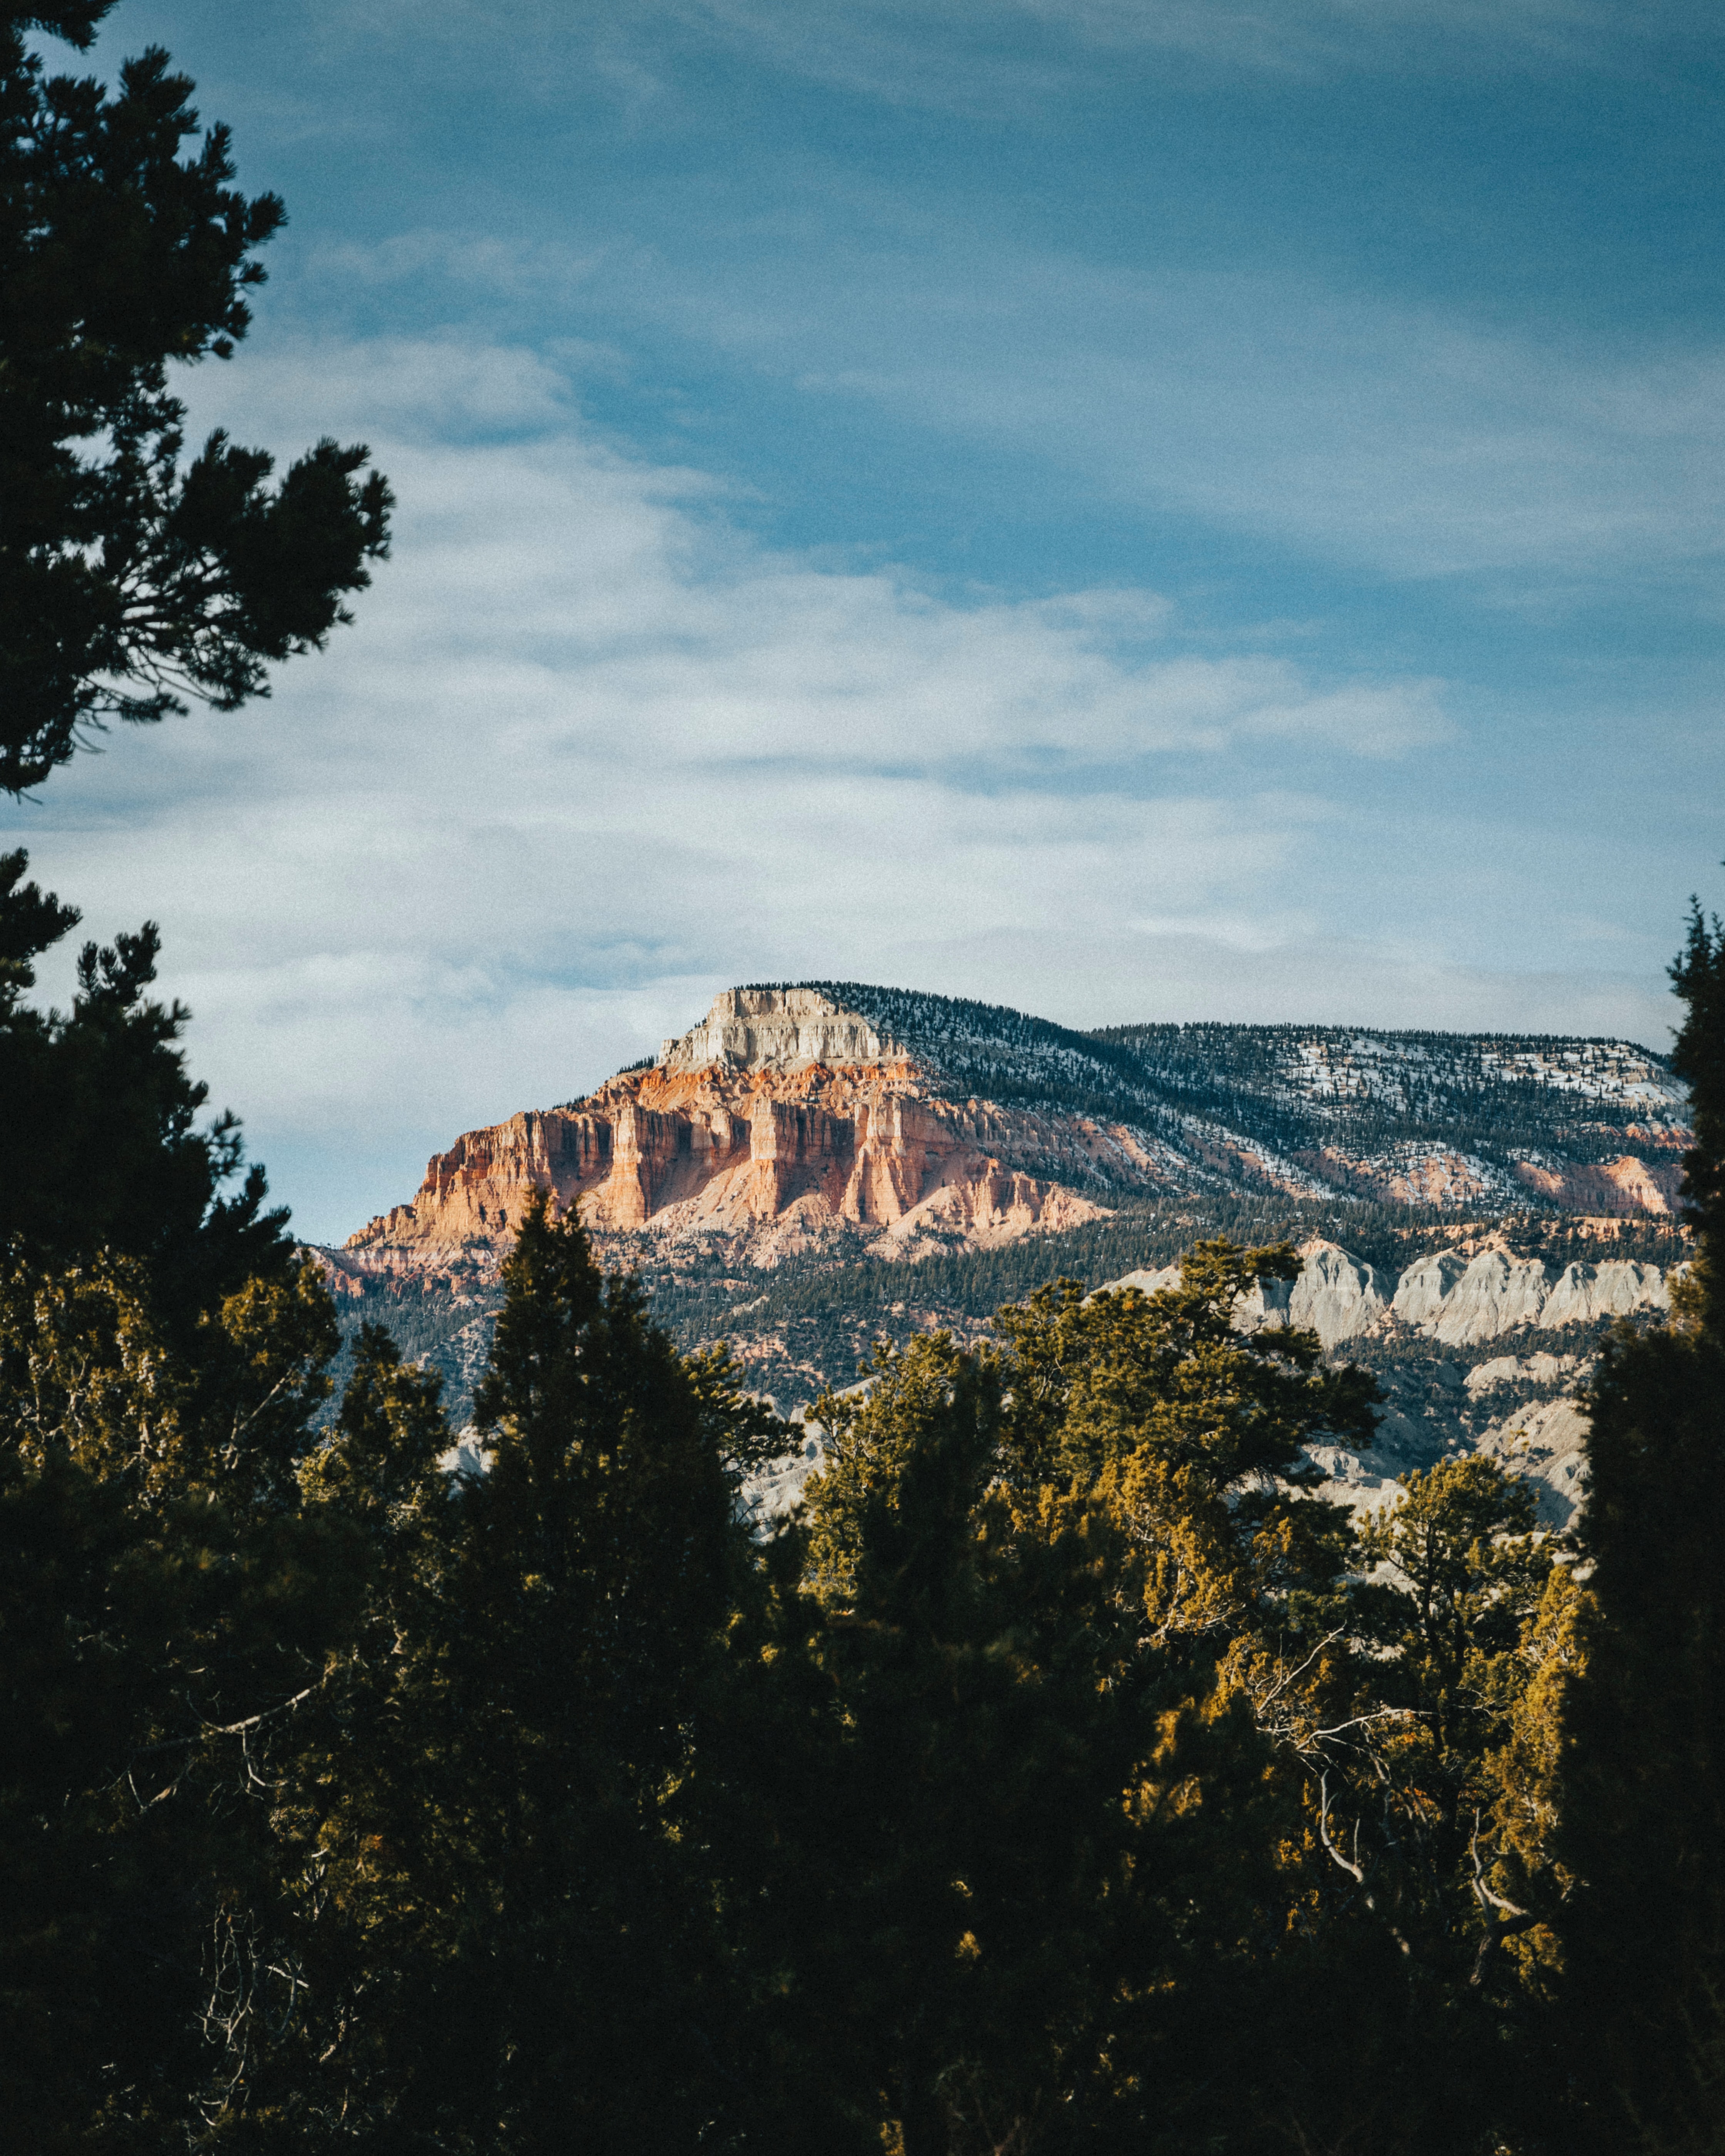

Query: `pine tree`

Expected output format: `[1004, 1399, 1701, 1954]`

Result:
[0, 863, 362, 2147]
[295, 1197, 777, 2151]
[1558, 892, 1725, 2151]
[0, 0, 391, 791]
[0, 1237, 350, 2148]
[799, 1250, 1402, 2155]
[0, 849, 291, 1300]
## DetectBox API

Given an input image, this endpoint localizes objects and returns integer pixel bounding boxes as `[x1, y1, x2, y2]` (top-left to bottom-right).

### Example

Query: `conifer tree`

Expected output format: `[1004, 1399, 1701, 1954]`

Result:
[804, 1332, 1219, 2153]
[1559, 892, 1725, 2151]
[0, 850, 291, 1294]
[799, 1252, 1402, 2154]
[0, 1235, 350, 2147]
[0, 0, 392, 791]
[294, 1197, 782, 2151]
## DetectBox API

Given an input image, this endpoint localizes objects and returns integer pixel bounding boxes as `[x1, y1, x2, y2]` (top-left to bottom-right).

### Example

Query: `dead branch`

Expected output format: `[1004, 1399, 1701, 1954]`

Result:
[1468, 1812, 1540, 1988]
[1318, 1772, 1412, 1957]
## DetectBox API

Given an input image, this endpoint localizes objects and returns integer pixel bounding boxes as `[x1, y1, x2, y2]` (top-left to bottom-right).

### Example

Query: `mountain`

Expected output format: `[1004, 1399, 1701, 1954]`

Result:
[339, 983, 1686, 1277]
[1096, 1018, 1686, 1212]
[316, 982, 1692, 1499]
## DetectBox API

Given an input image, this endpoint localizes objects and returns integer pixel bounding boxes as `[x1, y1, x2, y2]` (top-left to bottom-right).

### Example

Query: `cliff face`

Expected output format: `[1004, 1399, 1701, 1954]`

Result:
[1089, 1236, 1679, 1532]
[1099, 1236, 1674, 1354]
[347, 990, 1134, 1270]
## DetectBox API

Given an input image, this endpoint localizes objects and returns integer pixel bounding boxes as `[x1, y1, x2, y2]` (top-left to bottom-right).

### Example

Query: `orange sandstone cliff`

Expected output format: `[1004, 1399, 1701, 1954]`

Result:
[343, 988, 1141, 1275]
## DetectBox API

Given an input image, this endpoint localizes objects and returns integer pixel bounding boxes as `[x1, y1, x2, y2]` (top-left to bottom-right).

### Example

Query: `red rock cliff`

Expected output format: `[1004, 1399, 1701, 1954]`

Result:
[345, 1050, 1144, 1270]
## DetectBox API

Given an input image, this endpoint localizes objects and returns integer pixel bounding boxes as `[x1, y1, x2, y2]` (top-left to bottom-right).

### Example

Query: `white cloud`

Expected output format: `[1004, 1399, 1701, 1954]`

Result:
[6, 336, 1674, 1239]
[288, 223, 1725, 594]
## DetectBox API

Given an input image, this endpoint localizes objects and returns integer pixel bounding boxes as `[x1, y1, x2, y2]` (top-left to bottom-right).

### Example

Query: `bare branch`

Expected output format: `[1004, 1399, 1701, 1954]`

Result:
[203, 1683, 318, 1739]
[1318, 1772, 1365, 1886]
[1317, 1773, 1412, 1957]
[1468, 1811, 1541, 1988]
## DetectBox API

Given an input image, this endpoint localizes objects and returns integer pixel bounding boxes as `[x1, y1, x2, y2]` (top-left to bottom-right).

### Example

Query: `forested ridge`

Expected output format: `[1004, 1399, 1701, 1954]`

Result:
[753, 981, 1685, 1168]
[6, 7, 1725, 2149]
[1097, 1020, 1683, 1163]
[323, 1194, 1687, 1426]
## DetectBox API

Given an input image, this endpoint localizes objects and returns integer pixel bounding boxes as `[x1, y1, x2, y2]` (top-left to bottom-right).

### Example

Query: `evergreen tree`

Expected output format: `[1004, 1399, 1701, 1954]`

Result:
[1558, 897, 1725, 2151]
[804, 1327, 1272, 2154]
[0, 849, 291, 1299]
[1552, 901, 1725, 2147]
[0, 0, 391, 791]
[0, 1235, 350, 2149]
[796, 1249, 1451, 2154]
[286, 1197, 791, 2152]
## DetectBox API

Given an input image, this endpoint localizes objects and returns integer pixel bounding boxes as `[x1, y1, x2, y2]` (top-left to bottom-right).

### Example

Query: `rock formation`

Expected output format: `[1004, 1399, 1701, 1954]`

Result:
[343, 981, 1690, 1287]
[1086, 1236, 1680, 1530]
[334, 982, 1689, 1537]
[347, 987, 1133, 1275]
[659, 986, 896, 1073]
[1095, 1237, 1673, 1354]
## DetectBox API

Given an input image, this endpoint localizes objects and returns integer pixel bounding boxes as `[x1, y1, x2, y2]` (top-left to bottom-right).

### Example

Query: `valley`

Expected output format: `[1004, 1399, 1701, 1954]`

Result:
[314, 982, 1692, 1524]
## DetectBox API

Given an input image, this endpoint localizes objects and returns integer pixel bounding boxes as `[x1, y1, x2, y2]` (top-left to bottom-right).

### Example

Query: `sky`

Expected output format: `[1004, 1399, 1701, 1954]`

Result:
[8, 0, 1725, 1241]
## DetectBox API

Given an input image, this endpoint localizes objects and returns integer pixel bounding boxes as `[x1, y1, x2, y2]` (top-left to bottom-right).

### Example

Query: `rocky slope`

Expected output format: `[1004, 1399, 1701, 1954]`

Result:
[1097, 1018, 1687, 1215]
[1109, 1237, 1672, 1351]
[340, 983, 1688, 1288]
[732, 1233, 1672, 1533]
[1092, 1234, 1676, 1529]
[323, 981, 1692, 1532]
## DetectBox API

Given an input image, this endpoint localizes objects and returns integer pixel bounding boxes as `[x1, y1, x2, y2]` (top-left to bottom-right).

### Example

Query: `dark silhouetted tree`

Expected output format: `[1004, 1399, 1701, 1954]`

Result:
[1561, 889, 1725, 2152]
[0, 0, 391, 791]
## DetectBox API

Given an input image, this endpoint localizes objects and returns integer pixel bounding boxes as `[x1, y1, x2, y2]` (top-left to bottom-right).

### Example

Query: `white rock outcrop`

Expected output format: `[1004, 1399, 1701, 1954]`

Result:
[1465, 1351, 1580, 1394]
[1288, 1241, 1390, 1345]
[663, 987, 894, 1073]
[1476, 1397, 1592, 1530]
[1390, 1251, 1472, 1331]
[1098, 1264, 1182, 1299]
[1100, 1238, 1671, 1351]
[1392, 1248, 1669, 1345]
[1425, 1251, 1555, 1345]
[1539, 1258, 1670, 1328]
[736, 1431, 827, 1531]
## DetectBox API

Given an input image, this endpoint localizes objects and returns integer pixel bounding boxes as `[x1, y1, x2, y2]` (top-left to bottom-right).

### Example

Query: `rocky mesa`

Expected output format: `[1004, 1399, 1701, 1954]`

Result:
[345, 988, 1142, 1276]
[340, 981, 1690, 1291]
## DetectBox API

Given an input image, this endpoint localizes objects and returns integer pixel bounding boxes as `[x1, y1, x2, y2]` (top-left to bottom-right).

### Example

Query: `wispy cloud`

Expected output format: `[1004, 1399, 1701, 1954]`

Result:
[15, 332, 1628, 1237]
[313, 212, 1725, 597]
[674, 0, 1656, 98]
[631, 239, 1725, 588]
[362, 0, 1706, 111]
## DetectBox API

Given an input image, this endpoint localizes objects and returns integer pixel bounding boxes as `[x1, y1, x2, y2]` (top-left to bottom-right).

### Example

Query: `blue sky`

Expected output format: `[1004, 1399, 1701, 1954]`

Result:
[9, 0, 1725, 1240]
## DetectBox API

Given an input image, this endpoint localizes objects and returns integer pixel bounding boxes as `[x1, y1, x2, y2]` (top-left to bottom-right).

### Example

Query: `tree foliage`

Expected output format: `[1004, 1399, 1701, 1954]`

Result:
[0, 0, 391, 790]
[1547, 899, 1725, 2153]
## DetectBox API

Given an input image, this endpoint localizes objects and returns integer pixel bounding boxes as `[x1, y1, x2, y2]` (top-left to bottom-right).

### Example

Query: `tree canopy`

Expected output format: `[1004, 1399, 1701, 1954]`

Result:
[1554, 884, 1725, 2152]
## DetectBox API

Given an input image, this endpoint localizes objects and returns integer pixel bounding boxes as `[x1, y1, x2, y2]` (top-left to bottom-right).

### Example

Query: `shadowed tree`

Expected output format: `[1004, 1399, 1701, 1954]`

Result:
[285, 1197, 809, 2153]
[0, 0, 391, 791]
[1559, 888, 1725, 2153]
[0, 847, 291, 1301]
